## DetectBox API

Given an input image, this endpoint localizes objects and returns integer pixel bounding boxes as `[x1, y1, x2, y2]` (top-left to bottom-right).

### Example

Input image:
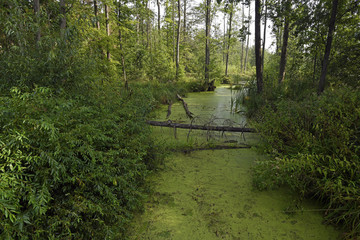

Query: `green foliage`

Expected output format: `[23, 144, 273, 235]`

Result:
[0, 84, 163, 239]
[249, 85, 360, 238]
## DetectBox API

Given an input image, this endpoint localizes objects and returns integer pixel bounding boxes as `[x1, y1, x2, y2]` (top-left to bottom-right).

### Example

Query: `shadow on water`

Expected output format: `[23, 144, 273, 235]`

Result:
[129, 85, 341, 240]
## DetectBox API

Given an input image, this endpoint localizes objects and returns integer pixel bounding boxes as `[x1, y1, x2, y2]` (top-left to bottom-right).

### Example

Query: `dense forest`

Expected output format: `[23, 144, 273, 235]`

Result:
[0, 0, 359, 239]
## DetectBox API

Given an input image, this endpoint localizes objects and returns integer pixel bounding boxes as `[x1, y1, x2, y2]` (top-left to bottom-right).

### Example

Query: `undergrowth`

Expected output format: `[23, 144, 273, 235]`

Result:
[242, 82, 360, 238]
[0, 82, 174, 239]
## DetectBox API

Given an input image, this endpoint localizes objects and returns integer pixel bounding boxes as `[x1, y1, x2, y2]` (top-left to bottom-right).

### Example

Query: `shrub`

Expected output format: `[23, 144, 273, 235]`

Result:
[0, 85, 159, 239]
[250, 85, 360, 238]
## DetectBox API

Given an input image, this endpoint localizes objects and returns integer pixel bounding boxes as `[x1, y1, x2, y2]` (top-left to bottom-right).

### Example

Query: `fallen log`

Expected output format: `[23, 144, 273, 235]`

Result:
[172, 145, 251, 153]
[176, 94, 194, 119]
[147, 120, 257, 133]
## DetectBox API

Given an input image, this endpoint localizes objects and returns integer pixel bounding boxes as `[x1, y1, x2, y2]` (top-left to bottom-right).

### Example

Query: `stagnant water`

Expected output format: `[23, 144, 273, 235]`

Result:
[129, 86, 341, 239]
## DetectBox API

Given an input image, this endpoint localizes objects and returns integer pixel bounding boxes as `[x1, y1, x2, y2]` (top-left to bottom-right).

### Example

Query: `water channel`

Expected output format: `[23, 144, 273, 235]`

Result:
[129, 85, 341, 239]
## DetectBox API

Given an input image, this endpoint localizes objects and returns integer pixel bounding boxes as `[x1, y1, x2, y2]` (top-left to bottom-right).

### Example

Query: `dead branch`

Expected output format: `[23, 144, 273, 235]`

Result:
[176, 94, 194, 119]
[166, 101, 173, 119]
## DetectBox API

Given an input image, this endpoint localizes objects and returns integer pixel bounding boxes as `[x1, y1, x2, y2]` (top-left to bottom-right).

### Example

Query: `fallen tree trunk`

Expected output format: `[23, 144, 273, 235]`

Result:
[176, 94, 194, 119]
[147, 120, 257, 133]
[173, 145, 251, 153]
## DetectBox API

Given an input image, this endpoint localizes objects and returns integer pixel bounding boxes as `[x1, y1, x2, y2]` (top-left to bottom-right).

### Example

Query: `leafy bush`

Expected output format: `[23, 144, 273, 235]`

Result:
[0, 84, 160, 239]
[249, 85, 360, 238]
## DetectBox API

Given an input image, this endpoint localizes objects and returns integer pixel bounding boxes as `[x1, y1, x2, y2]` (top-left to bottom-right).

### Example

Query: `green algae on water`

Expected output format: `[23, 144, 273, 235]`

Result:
[129, 86, 341, 240]
[130, 150, 339, 240]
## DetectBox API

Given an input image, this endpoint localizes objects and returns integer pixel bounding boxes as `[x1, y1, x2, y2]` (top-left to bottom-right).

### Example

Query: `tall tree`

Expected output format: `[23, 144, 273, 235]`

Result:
[244, 4, 250, 73]
[118, 1, 127, 89]
[94, 1, 100, 29]
[145, 0, 150, 49]
[255, 0, 263, 93]
[225, 1, 234, 76]
[105, 4, 111, 60]
[172, 0, 176, 62]
[33, 0, 40, 43]
[240, 5, 245, 73]
[261, 0, 267, 69]
[157, 0, 161, 31]
[223, 11, 226, 64]
[175, 0, 181, 79]
[278, 0, 290, 84]
[205, 0, 212, 85]
[60, 0, 66, 32]
[33, 1, 41, 42]
[318, 0, 339, 94]
[183, 0, 187, 38]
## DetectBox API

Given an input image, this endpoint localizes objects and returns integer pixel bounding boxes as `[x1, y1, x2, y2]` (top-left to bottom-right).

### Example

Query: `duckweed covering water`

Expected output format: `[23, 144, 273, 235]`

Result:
[129, 86, 340, 239]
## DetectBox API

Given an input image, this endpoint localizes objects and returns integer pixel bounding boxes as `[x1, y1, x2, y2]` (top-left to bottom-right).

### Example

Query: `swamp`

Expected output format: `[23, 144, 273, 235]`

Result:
[0, 0, 359, 239]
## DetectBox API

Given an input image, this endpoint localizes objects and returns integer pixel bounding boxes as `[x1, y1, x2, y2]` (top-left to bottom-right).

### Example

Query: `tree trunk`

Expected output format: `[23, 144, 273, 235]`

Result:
[183, 0, 187, 39]
[244, 5, 250, 73]
[262, 0, 267, 70]
[313, 48, 317, 82]
[172, 0, 176, 62]
[157, 0, 161, 32]
[278, 1, 290, 84]
[165, 1, 170, 48]
[94, 0, 100, 29]
[205, 0, 211, 85]
[105, 4, 111, 60]
[318, 0, 338, 94]
[240, 6, 244, 73]
[147, 121, 257, 133]
[60, 0, 66, 32]
[276, 23, 283, 56]
[118, 1, 128, 89]
[223, 12, 226, 64]
[145, 0, 150, 49]
[225, 3, 233, 76]
[136, 1, 140, 44]
[175, 0, 181, 79]
[177, 94, 193, 119]
[33, 0, 41, 43]
[255, 0, 263, 93]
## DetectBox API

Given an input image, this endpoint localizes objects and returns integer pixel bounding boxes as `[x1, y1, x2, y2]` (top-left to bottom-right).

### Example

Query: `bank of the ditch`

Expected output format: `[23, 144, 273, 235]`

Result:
[128, 86, 341, 239]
